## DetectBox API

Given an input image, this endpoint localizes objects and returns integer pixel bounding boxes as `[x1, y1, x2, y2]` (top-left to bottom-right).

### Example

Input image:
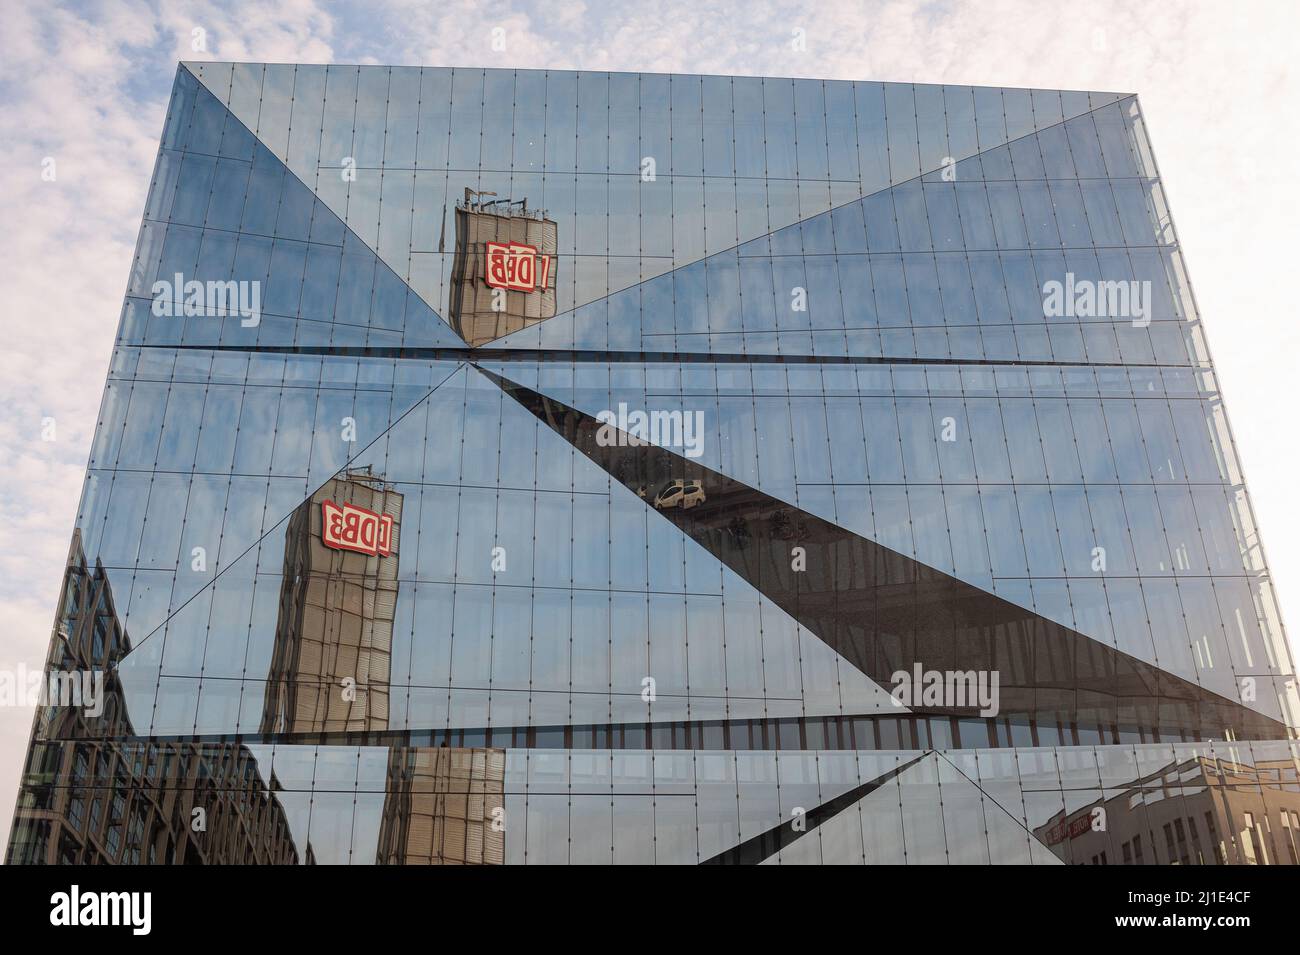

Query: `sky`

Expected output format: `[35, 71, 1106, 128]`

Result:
[1, 0, 1298, 851]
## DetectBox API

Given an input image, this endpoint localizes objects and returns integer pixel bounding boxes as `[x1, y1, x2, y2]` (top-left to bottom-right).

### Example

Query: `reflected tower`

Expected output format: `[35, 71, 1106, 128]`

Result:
[376, 747, 505, 865]
[447, 188, 558, 346]
[262, 468, 403, 736]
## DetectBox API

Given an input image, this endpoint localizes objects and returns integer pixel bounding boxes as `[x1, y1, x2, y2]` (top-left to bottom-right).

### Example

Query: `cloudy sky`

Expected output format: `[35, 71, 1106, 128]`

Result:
[1, 0, 1297, 848]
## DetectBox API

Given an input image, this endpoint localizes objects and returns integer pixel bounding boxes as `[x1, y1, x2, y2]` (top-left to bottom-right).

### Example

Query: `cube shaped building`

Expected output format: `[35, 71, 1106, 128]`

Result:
[8, 62, 1300, 865]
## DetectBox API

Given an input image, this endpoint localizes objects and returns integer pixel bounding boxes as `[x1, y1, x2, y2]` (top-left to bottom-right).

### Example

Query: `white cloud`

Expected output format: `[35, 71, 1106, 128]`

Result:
[0, 0, 342, 855]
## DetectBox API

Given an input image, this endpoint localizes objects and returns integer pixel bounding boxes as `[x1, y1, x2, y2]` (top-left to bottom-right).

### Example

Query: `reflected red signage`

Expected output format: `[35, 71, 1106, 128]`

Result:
[485, 241, 551, 292]
[321, 500, 393, 557]
[1044, 814, 1092, 845]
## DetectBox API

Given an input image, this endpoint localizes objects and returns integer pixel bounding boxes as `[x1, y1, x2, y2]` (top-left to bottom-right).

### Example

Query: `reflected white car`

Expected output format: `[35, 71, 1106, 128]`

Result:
[653, 479, 706, 510]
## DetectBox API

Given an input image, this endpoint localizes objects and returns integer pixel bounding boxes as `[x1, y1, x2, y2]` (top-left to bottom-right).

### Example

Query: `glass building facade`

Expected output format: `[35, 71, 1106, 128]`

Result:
[8, 62, 1300, 865]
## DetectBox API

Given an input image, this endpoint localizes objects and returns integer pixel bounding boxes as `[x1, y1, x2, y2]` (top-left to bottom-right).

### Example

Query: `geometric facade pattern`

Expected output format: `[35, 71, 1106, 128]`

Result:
[8, 63, 1300, 865]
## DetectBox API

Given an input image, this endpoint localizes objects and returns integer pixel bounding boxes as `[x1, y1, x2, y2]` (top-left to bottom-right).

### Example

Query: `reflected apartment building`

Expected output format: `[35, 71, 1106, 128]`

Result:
[8, 62, 1300, 864]
[7, 532, 300, 865]
[1035, 753, 1300, 865]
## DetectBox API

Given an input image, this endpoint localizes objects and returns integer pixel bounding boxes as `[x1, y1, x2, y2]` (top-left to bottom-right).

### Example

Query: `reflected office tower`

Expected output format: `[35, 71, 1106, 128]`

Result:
[10, 62, 1300, 865]
[6, 532, 300, 865]
[447, 188, 557, 346]
[376, 748, 506, 865]
[262, 468, 402, 736]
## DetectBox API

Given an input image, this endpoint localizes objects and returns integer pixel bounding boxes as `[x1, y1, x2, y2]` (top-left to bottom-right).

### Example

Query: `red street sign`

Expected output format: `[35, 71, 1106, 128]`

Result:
[321, 500, 393, 557]
[485, 241, 550, 292]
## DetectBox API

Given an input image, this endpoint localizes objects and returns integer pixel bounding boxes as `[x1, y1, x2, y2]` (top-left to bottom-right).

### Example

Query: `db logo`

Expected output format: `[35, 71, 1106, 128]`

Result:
[485, 241, 551, 292]
[321, 500, 393, 557]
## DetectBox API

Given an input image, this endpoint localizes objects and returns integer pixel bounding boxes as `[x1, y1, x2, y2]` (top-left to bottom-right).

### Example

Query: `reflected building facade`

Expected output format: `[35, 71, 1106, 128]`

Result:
[8, 62, 1300, 865]
[376, 747, 505, 865]
[262, 467, 402, 735]
[448, 188, 558, 346]
[7, 532, 300, 865]
[1034, 753, 1300, 866]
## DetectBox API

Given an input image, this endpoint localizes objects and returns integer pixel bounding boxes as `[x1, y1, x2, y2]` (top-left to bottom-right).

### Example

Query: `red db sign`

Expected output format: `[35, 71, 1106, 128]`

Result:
[321, 500, 393, 557]
[485, 241, 551, 292]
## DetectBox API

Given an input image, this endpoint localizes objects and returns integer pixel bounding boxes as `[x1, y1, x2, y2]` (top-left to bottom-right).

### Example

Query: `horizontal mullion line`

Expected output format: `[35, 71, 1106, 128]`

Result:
[150, 343, 1191, 370]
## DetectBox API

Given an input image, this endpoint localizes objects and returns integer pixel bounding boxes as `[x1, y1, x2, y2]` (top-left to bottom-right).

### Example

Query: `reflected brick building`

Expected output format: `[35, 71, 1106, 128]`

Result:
[6, 532, 299, 865]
